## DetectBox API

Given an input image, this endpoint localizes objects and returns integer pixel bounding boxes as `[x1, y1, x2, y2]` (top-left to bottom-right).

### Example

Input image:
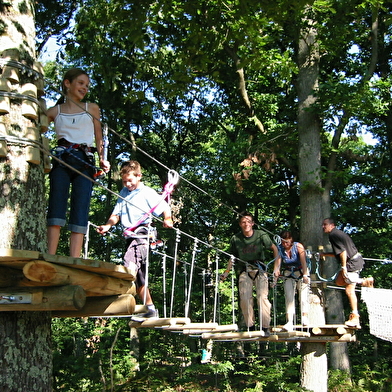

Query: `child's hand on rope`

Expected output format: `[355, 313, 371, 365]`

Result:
[97, 224, 111, 235]
[99, 159, 110, 173]
[163, 217, 174, 229]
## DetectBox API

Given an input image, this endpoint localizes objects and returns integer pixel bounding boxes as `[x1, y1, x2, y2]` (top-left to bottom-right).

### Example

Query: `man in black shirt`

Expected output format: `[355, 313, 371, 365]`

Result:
[321, 218, 374, 328]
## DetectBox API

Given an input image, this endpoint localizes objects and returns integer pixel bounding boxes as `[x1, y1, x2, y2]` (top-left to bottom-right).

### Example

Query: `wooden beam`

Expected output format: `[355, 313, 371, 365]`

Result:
[129, 317, 192, 328]
[23, 260, 135, 296]
[162, 322, 219, 331]
[42, 253, 136, 281]
[182, 324, 239, 335]
[0, 249, 136, 281]
[0, 266, 24, 287]
[0, 285, 86, 311]
[201, 330, 272, 340]
[52, 294, 136, 318]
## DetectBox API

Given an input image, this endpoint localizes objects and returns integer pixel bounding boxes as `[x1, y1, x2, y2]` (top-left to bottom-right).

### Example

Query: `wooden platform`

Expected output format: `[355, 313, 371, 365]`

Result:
[0, 249, 137, 315]
[0, 250, 360, 343]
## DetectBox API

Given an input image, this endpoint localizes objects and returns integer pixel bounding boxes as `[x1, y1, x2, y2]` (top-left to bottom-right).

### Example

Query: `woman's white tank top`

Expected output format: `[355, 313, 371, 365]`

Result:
[54, 103, 95, 146]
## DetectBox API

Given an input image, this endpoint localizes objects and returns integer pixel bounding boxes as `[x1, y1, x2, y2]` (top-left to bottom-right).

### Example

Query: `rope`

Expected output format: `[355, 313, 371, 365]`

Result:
[313, 252, 340, 283]
[185, 238, 199, 318]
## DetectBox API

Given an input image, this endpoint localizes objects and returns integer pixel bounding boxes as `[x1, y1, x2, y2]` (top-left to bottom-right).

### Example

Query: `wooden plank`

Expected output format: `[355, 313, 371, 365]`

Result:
[0, 249, 136, 281]
[275, 331, 311, 338]
[282, 334, 357, 343]
[23, 260, 135, 296]
[0, 285, 86, 311]
[0, 248, 40, 260]
[52, 294, 136, 318]
[0, 249, 41, 269]
[182, 324, 239, 335]
[42, 253, 136, 281]
[129, 317, 192, 328]
[201, 330, 270, 340]
[162, 322, 219, 331]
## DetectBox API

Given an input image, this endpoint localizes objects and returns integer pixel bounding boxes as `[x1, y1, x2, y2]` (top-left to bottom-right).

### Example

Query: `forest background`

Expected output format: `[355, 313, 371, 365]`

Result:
[33, 0, 392, 391]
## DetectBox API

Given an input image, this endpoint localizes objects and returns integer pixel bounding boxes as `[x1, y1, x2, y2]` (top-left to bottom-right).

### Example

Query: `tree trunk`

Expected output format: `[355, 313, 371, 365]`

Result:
[0, 1, 52, 390]
[296, 6, 327, 391]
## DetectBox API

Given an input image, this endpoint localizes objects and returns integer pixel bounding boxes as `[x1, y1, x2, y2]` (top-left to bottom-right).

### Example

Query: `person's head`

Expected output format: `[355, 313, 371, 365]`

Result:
[280, 230, 293, 249]
[322, 218, 336, 234]
[60, 68, 90, 102]
[238, 212, 254, 232]
[120, 160, 142, 191]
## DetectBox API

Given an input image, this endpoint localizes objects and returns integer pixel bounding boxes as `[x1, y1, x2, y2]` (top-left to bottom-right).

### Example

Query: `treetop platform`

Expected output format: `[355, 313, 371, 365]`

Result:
[0, 248, 137, 316]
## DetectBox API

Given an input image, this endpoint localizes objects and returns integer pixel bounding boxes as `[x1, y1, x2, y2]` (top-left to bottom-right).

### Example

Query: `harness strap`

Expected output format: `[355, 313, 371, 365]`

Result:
[51, 140, 104, 180]
[128, 169, 179, 231]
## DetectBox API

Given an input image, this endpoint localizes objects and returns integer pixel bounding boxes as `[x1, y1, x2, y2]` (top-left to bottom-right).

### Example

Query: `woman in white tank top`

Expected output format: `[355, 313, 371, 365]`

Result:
[45, 68, 110, 258]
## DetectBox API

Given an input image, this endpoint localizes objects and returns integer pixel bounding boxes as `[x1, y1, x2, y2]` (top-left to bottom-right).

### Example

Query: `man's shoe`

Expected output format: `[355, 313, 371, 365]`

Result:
[282, 321, 294, 332]
[345, 313, 360, 328]
[362, 277, 374, 288]
[262, 327, 270, 337]
[247, 325, 256, 332]
[131, 308, 159, 322]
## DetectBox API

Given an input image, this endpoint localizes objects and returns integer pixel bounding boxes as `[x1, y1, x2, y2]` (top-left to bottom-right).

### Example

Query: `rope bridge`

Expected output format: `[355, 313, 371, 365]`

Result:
[0, 60, 388, 344]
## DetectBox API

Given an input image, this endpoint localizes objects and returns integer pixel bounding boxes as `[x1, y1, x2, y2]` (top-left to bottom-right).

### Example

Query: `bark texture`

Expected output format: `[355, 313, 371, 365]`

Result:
[0, 0, 52, 390]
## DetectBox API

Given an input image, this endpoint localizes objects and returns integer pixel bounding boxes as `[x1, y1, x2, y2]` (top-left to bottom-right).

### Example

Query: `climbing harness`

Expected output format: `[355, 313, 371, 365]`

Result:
[125, 169, 179, 233]
[51, 141, 105, 180]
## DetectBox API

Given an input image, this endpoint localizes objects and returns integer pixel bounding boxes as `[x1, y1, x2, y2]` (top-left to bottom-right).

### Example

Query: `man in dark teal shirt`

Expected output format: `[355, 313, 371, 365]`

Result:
[221, 212, 278, 335]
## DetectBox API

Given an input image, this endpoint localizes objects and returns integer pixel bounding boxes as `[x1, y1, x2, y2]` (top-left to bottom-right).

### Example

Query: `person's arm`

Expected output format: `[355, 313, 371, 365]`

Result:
[297, 242, 310, 284]
[45, 105, 57, 126]
[90, 103, 110, 173]
[338, 250, 349, 277]
[273, 244, 281, 278]
[162, 208, 174, 228]
[96, 214, 119, 235]
[220, 258, 233, 280]
[270, 243, 281, 286]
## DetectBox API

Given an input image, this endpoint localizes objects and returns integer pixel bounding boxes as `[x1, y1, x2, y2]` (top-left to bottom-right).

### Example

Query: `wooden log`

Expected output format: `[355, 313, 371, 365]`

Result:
[42, 253, 136, 281]
[0, 285, 86, 311]
[52, 294, 136, 318]
[0, 266, 24, 287]
[23, 260, 135, 296]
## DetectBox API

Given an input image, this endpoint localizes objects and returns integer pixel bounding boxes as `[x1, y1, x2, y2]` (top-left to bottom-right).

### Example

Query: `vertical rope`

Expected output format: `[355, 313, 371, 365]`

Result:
[143, 217, 152, 305]
[230, 256, 236, 325]
[202, 269, 206, 323]
[185, 238, 198, 318]
[161, 252, 167, 318]
[213, 253, 220, 324]
[84, 221, 91, 259]
[169, 229, 181, 317]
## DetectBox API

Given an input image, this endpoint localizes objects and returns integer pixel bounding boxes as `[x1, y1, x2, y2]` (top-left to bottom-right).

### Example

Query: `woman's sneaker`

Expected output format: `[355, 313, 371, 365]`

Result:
[345, 313, 360, 328]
